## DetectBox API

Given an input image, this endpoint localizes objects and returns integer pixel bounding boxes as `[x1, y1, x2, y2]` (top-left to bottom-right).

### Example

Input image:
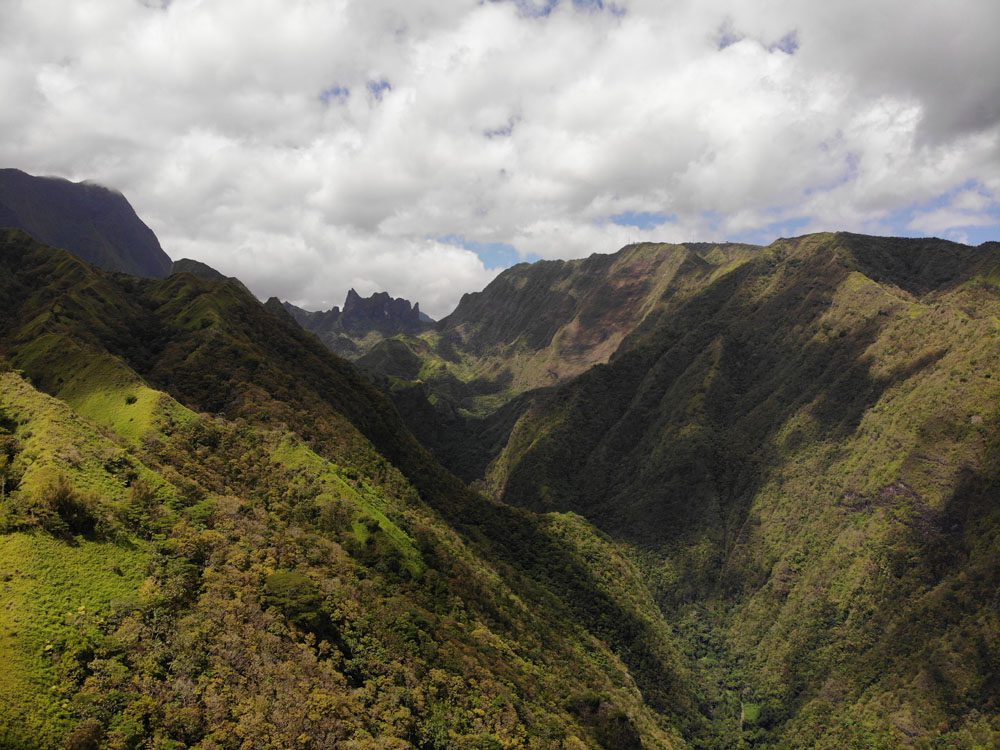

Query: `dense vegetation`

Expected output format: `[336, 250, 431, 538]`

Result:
[359, 233, 1000, 748]
[354, 242, 758, 481]
[1, 225, 997, 748]
[0, 229, 698, 749]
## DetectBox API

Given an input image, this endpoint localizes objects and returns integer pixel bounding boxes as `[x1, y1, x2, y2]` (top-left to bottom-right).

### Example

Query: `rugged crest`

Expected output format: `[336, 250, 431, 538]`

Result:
[284, 289, 432, 358]
[359, 232, 1000, 747]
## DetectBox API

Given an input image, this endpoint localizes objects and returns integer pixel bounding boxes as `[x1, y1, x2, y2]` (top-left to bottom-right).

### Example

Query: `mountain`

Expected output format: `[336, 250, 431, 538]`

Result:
[2, 218, 997, 748]
[0, 228, 701, 749]
[171, 257, 255, 297]
[360, 232, 1000, 747]
[285, 289, 433, 358]
[171, 257, 228, 282]
[0, 168, 172, 278]
[357, 243, 757, 419]
[355, 242, 754, 480]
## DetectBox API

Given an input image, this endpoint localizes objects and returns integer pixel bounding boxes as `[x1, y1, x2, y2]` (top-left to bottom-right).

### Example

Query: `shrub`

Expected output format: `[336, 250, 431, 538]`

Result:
[64, 718, 103, 750]
[568, 696, 644, 750]
[6, 476, 105, 539]
[264, 569, 334, 639]
[121, 478, 167, 537]
[0, 433, 21, 498]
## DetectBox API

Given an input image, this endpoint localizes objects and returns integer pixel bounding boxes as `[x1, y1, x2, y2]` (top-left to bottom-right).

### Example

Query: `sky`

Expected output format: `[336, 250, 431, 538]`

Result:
[1, 0, 999, 318]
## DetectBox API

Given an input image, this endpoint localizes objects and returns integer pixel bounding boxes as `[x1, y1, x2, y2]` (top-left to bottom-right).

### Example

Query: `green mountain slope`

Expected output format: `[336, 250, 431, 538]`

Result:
[3, 224, 997, 748]
[474, 233, 1000, 747]
[359, 242, 756, 416]
[0, 169, 172, 278]
[354, 232, 999, 746]
[0, 229, 703, 749]
[355, 242, 756, 482]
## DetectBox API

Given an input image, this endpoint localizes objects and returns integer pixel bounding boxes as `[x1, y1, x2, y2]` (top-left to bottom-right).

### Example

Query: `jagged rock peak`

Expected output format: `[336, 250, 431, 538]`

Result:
[341, 288, 427, 329]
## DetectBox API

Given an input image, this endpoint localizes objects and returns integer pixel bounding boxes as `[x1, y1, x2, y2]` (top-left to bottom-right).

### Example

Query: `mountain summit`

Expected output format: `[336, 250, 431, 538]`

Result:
[284, 289, 432, 357]
[0, 168, 172, 278]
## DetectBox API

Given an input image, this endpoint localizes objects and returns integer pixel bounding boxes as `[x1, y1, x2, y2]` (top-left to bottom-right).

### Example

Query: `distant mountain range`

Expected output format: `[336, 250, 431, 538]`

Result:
[284, 291, 434, 358]
[0, 169, 433, 354]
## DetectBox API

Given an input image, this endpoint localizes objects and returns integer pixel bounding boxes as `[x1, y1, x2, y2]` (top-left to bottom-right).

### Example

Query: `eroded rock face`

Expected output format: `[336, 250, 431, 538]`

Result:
[341, 288, 425, 334]
[282, 289, 432, 359]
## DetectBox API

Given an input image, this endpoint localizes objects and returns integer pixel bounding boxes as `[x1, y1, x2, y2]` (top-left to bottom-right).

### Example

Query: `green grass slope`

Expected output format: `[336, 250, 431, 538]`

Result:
[0, 368, 162, 746]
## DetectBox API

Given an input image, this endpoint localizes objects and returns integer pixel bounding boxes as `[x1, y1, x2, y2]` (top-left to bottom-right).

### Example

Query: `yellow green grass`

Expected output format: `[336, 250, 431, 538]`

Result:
[0, 371, 174, 502]
[0, 532, 147, 748]
[271, 436, 424, 575]
[12, 332, 196, 447]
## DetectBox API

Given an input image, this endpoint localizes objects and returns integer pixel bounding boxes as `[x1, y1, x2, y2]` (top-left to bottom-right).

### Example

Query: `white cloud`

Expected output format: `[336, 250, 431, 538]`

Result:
[907, 187, 999, 237]
[1, 0, 998, 317]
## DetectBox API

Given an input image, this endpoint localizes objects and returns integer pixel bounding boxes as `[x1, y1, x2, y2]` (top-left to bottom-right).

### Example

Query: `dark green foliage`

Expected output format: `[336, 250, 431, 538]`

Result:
[0, 415, 21, 498]
[263, 569, 332, 638]
[569, 696, 644, 750]
[121, 478, 168, 538]
[4, 476, 105, 539]
[47, 479, 101, 538]
[63, 718, 103, 750]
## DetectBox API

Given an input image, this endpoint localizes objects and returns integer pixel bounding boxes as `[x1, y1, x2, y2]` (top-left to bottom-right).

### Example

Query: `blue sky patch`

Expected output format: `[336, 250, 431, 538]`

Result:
[726, 215, 814, 245]
[769, 31, 799, 55]
[499, 0, 559, 19]
[484, 120, 516, 138]
[714, 182, 999, 247]
[889, 181, 1000, 244]
[610, 211, 672, 230]
[367, 79, 392, 100]
[319, 85, 349, 104]
[717, 22, 743, 50]
[439, 234, 540, 269]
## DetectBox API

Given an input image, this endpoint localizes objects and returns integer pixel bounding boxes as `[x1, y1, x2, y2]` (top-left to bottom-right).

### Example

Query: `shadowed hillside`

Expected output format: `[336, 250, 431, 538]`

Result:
[356, 232, 999, 747]
[0, 168, 172, 278]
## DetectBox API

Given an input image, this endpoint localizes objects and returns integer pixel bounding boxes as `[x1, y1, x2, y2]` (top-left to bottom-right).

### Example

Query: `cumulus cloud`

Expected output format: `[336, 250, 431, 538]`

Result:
[1, 0, 998, 316]
[908, 186, 1000, 238]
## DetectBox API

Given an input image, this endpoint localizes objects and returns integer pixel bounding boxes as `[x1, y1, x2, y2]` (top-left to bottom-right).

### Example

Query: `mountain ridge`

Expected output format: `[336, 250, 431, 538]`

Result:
[0, 228, 702, 748]
[0, 168, 172, 278]
[284, 289, 433, 358]
[0, 164, 997, 747]
[356, 231, 1000, 746]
